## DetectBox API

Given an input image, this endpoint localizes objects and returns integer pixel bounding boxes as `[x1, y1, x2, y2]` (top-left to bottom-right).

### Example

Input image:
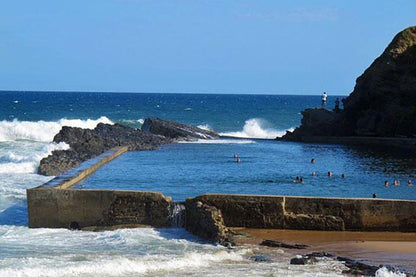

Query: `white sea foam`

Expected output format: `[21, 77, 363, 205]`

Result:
[375, 267, 407, 277]
[0, 116, 113, 142]
[197, 124, 213, 131]
[219, 118, 294, 139]
[0, 226, 244, 276]
[0, 142, 69, 174]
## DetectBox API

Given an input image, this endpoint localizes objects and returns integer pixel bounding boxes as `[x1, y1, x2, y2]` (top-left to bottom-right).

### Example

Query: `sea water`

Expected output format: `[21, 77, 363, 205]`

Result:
[0, 91, 413, 276]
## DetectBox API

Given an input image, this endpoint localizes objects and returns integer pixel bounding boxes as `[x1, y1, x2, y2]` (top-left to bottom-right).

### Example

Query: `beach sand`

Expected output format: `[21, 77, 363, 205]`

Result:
[232, 228, 416, 270]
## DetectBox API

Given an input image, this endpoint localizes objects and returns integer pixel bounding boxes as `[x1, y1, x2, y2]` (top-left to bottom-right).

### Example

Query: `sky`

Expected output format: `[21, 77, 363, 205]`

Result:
[0, 1, 415, 95]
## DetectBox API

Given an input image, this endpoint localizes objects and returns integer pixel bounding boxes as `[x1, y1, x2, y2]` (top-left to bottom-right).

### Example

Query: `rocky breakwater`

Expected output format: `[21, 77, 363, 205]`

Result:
[142, 118, 218, 141]
[283, 26, 416, 141]
[38, 118, 218, 176]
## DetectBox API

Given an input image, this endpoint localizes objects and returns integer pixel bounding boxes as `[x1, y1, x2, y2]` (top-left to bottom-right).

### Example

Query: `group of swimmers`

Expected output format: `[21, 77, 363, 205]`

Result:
[292, 158, 345, 184]
[384, 179, 413, 187]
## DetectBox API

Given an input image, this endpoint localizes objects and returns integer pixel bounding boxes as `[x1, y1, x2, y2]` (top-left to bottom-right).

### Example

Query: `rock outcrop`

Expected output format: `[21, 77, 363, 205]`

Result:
[38, 119, 218, 176]
[283, 26, 416, 140]
[185, 198, 234, 247]
[142, 118, 218, 141]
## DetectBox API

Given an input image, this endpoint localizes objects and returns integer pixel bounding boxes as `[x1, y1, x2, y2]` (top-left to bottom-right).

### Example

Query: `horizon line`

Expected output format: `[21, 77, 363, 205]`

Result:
[0, 89, 350, 97]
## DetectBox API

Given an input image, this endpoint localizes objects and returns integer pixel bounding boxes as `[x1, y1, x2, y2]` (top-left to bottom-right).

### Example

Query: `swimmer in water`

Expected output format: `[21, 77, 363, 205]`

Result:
[311, 158, 315, 164]
[234, 154, 238, 159]
[407, 180, 413, 186]
[341, 173, 345, 178]
[384, 180, 389, 187]
[393, 179, 400, 186]
[328, 171, 333, 177]
[311, 171, 316, 177]
[237, 158, 241, 164]
[293, 176, 300, 183]
[372, 193, 377, 198]
[300, 177, 304, 183]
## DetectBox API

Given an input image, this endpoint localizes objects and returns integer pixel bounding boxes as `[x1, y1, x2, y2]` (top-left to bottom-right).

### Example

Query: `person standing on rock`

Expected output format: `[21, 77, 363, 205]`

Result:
[334, 98, 340, 112]
[321, 92, 328, 107]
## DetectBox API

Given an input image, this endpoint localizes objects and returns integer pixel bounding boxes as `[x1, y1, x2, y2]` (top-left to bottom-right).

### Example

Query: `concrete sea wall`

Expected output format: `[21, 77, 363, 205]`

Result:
[190, 194, 416, 232]
[27, 188, 171, 228]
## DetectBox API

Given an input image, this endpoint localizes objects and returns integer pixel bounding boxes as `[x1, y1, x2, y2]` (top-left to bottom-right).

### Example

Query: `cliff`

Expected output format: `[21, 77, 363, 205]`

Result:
[284, 26, 416, 140]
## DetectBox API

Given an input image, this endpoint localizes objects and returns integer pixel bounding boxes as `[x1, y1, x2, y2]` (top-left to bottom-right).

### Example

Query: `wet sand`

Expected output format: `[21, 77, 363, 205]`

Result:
[232, 228, 416, 270]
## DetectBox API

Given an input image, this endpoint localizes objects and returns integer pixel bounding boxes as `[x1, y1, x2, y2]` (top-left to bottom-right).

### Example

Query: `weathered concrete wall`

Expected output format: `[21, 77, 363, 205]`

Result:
[27, 188, 171, 228]
[191, 194, 416, 232]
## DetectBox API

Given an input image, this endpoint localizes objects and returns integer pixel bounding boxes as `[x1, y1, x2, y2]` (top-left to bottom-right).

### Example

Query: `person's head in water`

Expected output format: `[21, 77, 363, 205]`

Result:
[394, 179, 400, 186]
[384, 180, 389, 187]
[234, 154, 238, 159]
[328, 171, 332, 177]
[372, 193, 377, 198]
[237, 158, 241, 164]
[311, 158, 315, 164]
[341, 173, 345, 178]
[408, 180, 413, 186]
[311, 171, 316, 177]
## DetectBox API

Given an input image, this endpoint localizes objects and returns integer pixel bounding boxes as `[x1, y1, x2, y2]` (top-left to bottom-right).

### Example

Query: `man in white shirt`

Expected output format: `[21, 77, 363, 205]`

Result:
[321, 92, 327, 107]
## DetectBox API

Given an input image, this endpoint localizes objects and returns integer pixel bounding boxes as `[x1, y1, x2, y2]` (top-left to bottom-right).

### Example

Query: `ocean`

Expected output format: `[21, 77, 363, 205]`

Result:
[0, 91, 414, 276]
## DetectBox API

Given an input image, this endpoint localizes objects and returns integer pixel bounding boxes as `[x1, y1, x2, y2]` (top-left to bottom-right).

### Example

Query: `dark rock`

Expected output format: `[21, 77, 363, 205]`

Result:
[250, 255, 272, 262]
[37, 149, 89, 176]
[337, 256, 380, 276]
[142, 118, 219, 141]
[283, 26, 416, 140]
[290, 252, 334, 266]
[290, 256, 318, 265]
[185, 199, 234, 247]
[260, 239, 309, 249]
[283, 108, 341, 140]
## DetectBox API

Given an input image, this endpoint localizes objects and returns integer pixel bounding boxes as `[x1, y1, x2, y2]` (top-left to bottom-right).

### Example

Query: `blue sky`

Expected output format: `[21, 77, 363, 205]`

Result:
[0, 1, 415, 95]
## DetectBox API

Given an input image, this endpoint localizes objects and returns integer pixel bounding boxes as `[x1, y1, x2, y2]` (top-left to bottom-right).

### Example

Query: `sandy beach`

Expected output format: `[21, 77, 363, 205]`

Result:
[232, 228, 416, 271]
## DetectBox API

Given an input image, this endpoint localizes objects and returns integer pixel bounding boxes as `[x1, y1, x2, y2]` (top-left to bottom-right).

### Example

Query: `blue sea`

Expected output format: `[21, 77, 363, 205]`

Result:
[0, 91, 414, 276]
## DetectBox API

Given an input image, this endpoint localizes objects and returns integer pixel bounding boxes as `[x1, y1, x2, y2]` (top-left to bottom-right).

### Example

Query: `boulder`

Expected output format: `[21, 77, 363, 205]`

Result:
[290, 252, 334, 266]
[185, 199, 234, 247]
[142, 118, 218, 141]
[337, 256, 380, 276]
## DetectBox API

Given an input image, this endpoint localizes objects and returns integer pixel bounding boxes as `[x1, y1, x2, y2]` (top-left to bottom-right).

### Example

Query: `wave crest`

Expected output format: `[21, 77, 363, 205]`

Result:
[197, 124, 213, 131]
[0, 142, 70, 174]
[219, 118, 293, 139]
[0, 116, 113, 142]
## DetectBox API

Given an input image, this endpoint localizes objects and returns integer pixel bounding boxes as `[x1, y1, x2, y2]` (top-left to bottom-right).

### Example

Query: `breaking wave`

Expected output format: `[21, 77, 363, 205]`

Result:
[219, 118, 294, 139]
[197, 124, 213, 131]
[0, 116, 113, 142]
[0, 142, 69, 174]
